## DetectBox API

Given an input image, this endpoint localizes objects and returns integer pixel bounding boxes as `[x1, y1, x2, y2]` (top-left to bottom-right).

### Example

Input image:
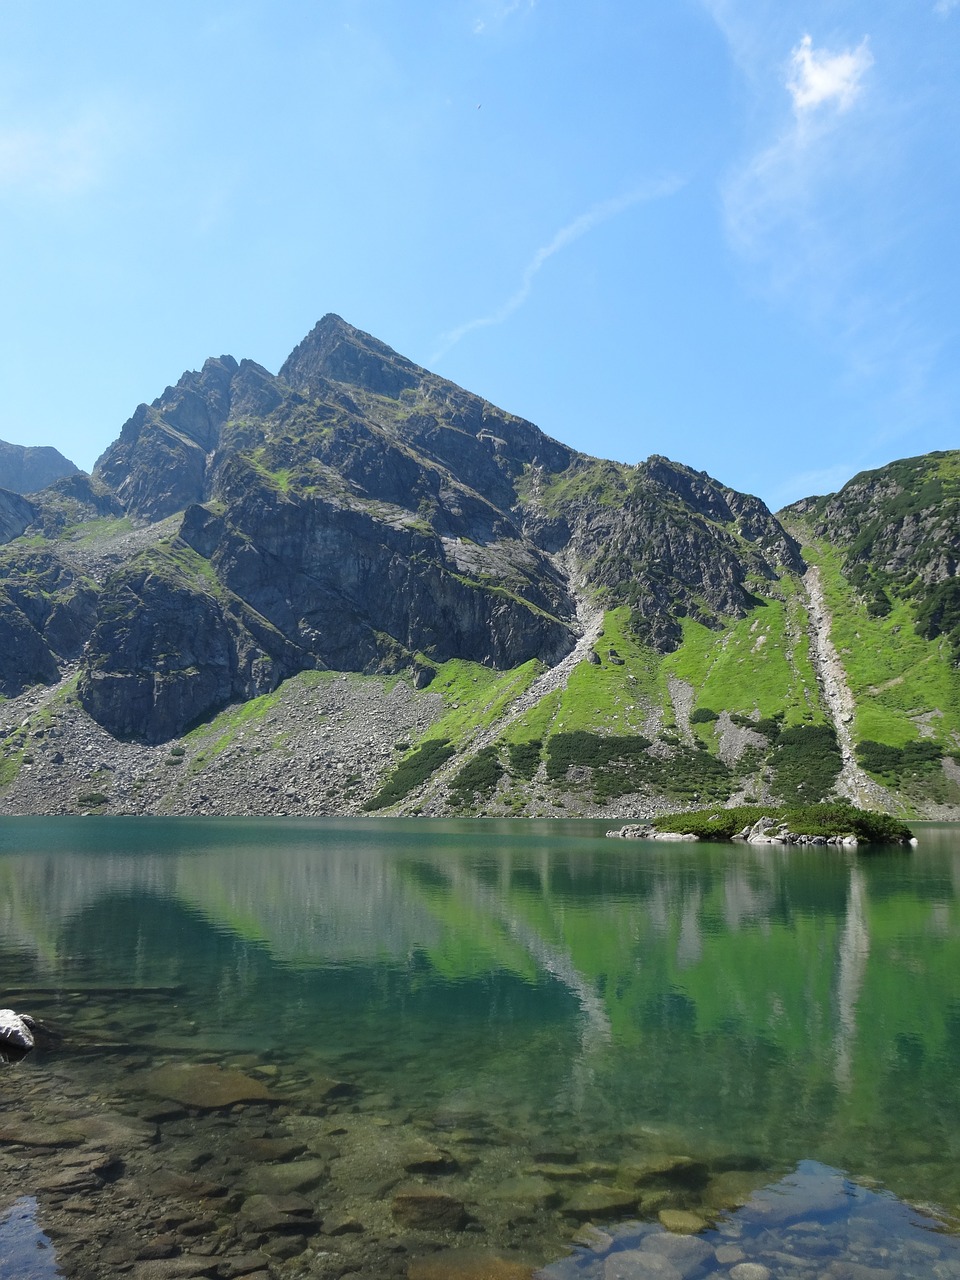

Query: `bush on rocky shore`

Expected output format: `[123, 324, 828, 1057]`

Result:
[608, 802, 915, 846]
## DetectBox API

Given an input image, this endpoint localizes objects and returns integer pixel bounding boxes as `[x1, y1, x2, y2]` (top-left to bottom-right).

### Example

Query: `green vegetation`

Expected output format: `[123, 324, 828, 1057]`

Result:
[915, 578, 960, 659]
[545, 731, 651, 781]
[662, 585, 821, 729]
[183, 669, 335, 763]
[801, 540, 960, 750]
[0, 749, 24, 788]
[448, 746, 504, 809]
[856, 738, 941, 781]
[63, 516, 134, 545]
[363, 738, 455, 811]
[770, 724, 842, 803]
[522, 457, 630, 517]
[76, 791, 109, 808]
[544, 729, 731, 805]
[653, 802, 913, 843]
[854, 737, 954, 801]
[504, 609, 658, 745]
[507, 739, 542, 780]
[185, 684, 287, 759]
[428, 658, 543, 745]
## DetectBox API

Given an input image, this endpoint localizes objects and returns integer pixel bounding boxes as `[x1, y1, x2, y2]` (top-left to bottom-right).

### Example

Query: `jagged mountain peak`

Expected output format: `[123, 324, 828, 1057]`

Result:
[279, 314, 424, 399]
[4, 314, 826, 745]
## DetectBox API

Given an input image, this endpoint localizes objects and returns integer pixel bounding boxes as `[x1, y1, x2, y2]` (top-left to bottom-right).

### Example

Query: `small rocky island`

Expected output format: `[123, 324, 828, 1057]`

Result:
[608, 803, 916, 847]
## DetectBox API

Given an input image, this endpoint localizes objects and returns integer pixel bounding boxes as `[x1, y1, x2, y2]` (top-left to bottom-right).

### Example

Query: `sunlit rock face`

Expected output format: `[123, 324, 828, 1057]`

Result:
[0, 1008, 35, 1057]
[61, 315, 797, 741]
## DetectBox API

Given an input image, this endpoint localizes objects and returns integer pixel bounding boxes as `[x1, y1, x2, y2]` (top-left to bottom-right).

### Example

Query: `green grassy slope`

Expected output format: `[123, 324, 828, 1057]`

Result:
[382, 586, 866, 815]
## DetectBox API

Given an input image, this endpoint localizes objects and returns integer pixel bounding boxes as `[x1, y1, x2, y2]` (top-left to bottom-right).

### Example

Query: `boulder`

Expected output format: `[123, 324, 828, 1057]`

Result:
[0, 1009, 35, 1052]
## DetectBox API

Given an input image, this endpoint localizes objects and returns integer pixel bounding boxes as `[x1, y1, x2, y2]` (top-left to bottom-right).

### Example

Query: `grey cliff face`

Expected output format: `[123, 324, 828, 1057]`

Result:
[3, 315, 806, 742]
[0, 487, 36, 545]
[0, 439, 79, 494]
[0, 546, 98, 694]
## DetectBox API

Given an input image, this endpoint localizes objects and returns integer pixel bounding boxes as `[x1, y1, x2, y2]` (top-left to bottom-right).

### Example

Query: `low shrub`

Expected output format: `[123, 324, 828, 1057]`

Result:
[507, 739, 542, 780]
[363, 738, 455, 811]
[771, 725, 842, 803]
[77, 791, 109, 808]
[690, 708, 719, 724]
[857, 738, 941, 783]
[449, 746, 504, 807]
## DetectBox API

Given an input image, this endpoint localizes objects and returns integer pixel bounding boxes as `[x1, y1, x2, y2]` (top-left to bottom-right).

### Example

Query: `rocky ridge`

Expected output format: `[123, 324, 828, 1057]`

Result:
[0, 318, 958, 816]
[0, 438, 79, 494]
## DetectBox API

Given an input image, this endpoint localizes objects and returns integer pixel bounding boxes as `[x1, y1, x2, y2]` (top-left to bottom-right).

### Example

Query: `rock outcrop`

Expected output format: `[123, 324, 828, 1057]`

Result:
[0, 438, 79, 494]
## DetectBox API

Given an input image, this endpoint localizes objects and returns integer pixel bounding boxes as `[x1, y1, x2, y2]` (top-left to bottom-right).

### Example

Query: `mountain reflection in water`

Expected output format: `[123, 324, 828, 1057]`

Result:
[1, 816, 959, 1276]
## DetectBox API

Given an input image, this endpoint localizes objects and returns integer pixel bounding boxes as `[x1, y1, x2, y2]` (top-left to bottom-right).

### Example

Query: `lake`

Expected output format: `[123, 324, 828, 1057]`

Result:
[1, 817, 959, 1280]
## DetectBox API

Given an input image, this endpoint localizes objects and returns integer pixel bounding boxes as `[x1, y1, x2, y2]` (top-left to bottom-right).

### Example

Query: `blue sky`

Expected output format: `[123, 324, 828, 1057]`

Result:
[1, 1, 957, 509]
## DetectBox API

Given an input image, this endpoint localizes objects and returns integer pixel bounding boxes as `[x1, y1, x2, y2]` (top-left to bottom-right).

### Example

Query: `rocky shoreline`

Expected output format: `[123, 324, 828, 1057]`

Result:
[607, 813, 917, 847]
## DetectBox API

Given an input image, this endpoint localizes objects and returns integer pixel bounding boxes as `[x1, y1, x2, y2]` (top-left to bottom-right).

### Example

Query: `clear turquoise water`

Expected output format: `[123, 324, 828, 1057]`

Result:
[2, 816, 960, 1267]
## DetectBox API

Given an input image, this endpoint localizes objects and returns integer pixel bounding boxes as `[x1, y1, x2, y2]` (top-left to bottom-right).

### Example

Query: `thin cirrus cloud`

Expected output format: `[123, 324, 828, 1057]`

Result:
[431, 177, 683, 363]
[0, 105, 127, 200]
[473, 0, 536, 36]
[934, 0, 959, 15]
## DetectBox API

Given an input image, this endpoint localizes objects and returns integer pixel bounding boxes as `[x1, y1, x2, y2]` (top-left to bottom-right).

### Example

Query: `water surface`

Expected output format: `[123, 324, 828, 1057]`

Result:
[1, 817, 959, 1276]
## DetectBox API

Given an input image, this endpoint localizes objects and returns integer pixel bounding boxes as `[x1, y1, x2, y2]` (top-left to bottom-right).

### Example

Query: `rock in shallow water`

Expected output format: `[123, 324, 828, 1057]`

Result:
[238, 1192, 318, 1234]
[143, 1064, 275, 1110]
[244, 1157, 327, 1196]
[391, 1186, 469, 1231]
[409, 1248, 537, 1280]
[561, 1185, 639, 1222]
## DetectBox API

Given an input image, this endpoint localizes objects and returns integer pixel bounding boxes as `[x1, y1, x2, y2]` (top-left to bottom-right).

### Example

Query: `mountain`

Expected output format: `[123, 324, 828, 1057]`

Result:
[0, 317, 957, 819]
[0, 439, 79, 494]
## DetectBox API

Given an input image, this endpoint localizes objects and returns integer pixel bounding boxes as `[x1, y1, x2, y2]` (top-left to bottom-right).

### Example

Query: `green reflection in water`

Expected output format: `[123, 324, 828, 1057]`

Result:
[1, 817, 960, 1218]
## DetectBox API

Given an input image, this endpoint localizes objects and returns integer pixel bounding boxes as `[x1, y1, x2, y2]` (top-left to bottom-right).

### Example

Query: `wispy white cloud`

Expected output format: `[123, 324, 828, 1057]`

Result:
[432, 177, 683, 362]
[787, 33, 873, 115]
[934, 0, 960, 15]
[722, 32, 875, 269]
[709, 6, 956, 468]
[473, 0, 536, 36]
[0, 104, 127, 199]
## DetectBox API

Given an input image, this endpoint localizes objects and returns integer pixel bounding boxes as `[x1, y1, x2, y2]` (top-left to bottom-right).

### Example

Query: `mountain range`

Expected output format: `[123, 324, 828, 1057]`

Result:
[0, 315, 957, 818]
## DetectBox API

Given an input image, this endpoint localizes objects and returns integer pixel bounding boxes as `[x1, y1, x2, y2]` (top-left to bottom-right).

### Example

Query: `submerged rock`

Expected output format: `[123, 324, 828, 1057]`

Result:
[391, 1186, 469, 1231]
[143, 1063, 276, 1110]
[560, 1185, 639, 1222]
[409, 1249, 537, 1280]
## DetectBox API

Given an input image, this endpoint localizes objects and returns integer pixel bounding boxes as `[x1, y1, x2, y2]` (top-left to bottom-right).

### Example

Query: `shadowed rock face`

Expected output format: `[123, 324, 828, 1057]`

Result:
[0, 440, 79, 495]
[3, 315, 803, 741]
[0, 488, 36, 545]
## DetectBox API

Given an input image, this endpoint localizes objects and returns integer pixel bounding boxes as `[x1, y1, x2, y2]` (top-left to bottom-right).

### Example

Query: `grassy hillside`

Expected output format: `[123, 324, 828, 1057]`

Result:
[381, 590, 857, 816]
[794, 539, 960, 807]
[661, 580, 822, 729]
